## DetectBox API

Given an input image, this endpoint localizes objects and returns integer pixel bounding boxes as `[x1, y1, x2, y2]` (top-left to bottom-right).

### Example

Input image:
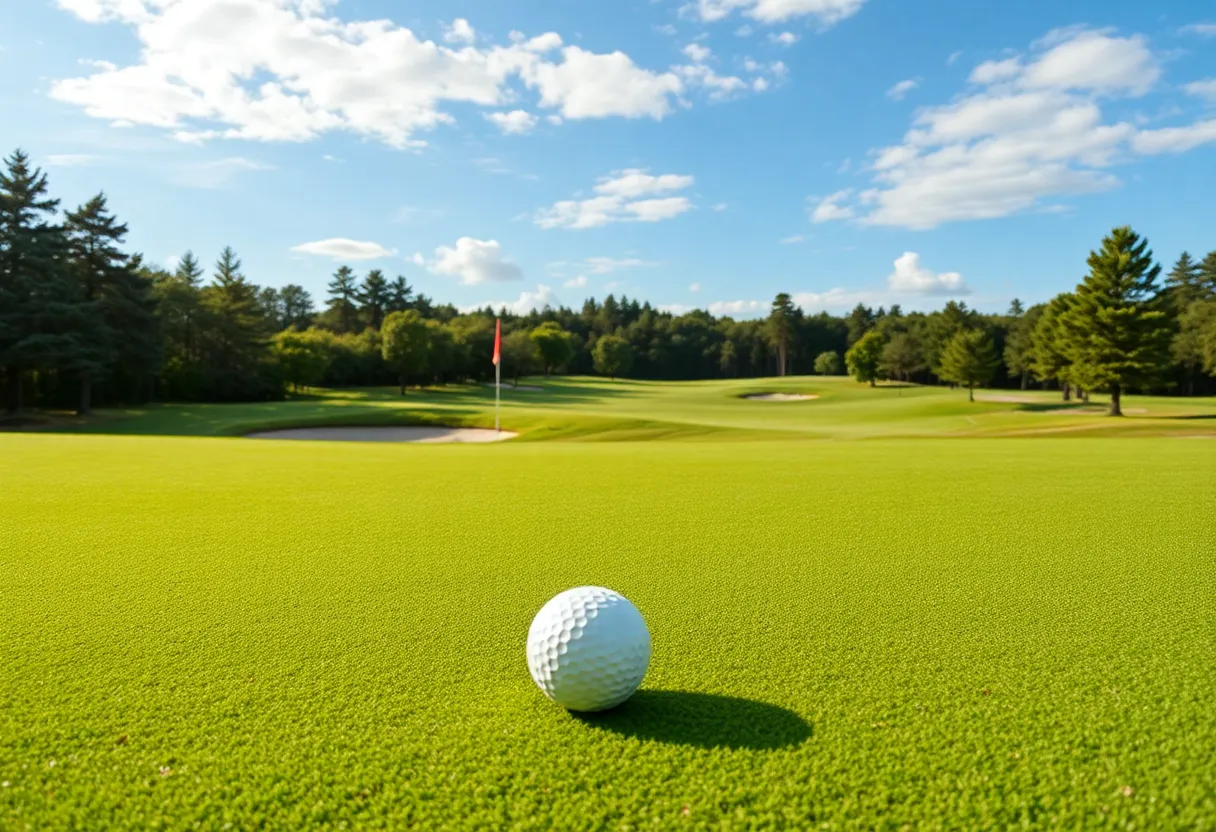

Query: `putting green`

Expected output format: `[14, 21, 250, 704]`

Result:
[2, 379, 1213, 828]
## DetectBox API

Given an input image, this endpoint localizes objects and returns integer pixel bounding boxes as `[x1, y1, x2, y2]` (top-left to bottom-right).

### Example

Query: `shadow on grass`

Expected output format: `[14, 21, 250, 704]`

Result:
[1015, 402, 1090, 413]
[573, 690, 811, 751]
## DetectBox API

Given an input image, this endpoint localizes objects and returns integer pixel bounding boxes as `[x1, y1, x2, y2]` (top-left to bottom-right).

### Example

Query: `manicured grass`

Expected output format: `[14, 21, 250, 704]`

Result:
[16, 375, 1216, 440]
[2, 381, 1214, 828]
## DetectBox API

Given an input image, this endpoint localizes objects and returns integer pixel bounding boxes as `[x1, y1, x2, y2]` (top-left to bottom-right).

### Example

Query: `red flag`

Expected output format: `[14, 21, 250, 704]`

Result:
[492, 318, 501, 366]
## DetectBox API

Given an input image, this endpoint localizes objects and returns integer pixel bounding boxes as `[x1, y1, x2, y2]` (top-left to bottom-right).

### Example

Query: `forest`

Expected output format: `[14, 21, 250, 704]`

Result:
[3, 148, 1214, 416]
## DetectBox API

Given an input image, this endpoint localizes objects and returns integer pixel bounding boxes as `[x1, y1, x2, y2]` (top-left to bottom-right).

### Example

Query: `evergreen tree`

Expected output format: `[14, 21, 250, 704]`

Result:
[1199, 251, 1216, 295]
[173, 251, 204, 360]
[1030, 294, 1075, 400]
[845, 330, 884, 387]
[0, 149, 74, 413]
[1004, 304, 1043, 390]
[937, 329, 999, 401]
[386, 275, 413, 313]
[200, 247, 271, 400]
[1164, 252, 1205, 314]
[1059, 227, 1172, 416]
[257, 287, 286, 331]
[360, 269, 390, 330]
[719, 339, 738, 377]
[845, 303, 875, 346]
[766, 293, 797, 376]
[1008, 298, 1025, 317]
[326, 265, 360, 333]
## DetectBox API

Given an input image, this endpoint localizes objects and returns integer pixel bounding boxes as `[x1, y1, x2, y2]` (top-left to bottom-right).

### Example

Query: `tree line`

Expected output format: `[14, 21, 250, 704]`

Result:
[2, 148, 1214, 416]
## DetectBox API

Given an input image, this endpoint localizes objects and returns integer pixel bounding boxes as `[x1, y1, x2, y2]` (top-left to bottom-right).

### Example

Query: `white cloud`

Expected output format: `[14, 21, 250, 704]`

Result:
[563, 275, 588, 288]
[430, 237, 523, 285]
[830, 27, 1179, 229]
[443, 18, 476, 45]
[584, 257, 655, 274]
[292, 238, 395, 261]
[780, 233, 806, 244]
[1132, 120, 1216, 154]
[48, 2, 692, 148]
[689, 282, 701, 292]
[768, 32, 799, 46]
[44, 153, 101, 166]
[712, 202, 729, 211]
[486, 109, 539, 134]
[536, 169, 695, 229]
[410, 252, 426, 266]
[466, 284, 558, 315]
[689, 0, 867, 26]
[683, 43, 712, 62]
[1184, 78, 1216, 102]
[163, 254, 181, 270]
[886, 79, 918, 100]
[708, 299, 768, 316]
[886, 252, 968, 295]
[1179, 23, 1216, 37]
[947, 50, 963, 66]
[810, 190, 854, 222]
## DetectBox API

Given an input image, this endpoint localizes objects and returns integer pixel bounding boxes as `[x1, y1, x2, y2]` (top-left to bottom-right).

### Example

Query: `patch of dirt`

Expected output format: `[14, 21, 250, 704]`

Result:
[246, 427, 517, 443]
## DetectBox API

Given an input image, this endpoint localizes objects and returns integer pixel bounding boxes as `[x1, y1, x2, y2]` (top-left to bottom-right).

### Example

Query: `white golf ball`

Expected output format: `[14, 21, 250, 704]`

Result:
[526, 586, 651, 712]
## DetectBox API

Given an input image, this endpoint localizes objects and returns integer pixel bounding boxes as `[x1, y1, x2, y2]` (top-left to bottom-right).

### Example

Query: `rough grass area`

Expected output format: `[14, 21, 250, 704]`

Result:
[2, 430, 1213, 828]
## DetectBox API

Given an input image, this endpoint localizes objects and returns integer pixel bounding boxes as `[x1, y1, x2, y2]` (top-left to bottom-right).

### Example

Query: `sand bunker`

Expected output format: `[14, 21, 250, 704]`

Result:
[743, 393, 819, 402]
[247, 427, 517, 443]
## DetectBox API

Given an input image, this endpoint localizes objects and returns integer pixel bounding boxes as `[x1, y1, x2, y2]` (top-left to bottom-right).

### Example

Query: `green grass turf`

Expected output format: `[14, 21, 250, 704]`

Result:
[9, 375, 1216, 441]
[2, 380, 1215, 828]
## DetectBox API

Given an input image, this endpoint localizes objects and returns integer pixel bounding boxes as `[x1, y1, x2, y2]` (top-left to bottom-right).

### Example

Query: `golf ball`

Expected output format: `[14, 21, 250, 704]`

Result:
[526, 586, 651, 712]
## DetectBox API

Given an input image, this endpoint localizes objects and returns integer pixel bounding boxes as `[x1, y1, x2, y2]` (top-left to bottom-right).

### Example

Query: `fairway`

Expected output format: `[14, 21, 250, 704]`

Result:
[2, 380, 1215, 828]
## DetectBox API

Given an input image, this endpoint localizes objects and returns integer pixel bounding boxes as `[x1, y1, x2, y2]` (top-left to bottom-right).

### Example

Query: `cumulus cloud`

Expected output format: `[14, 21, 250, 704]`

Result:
[812, 27, 1213, 229]
[886, 79, 918, 100]
[429, 237, 524, 284]
[810, 190, 854, 222]
[443, 18, 476, 45]
[886, 252, 968, 295]
[292, 238, 395, 261]
[465, 284, 558, 315]
[689, 0, 867, 26]
[683, 43, 712, 62]
[1180, 23, 1216, 37]
[536, 169, 695, 229]
[769, 32, 799, 46]
[563, 275, 588, 288]
[48, 1, 695, 148]
[486, 110, 539, 134]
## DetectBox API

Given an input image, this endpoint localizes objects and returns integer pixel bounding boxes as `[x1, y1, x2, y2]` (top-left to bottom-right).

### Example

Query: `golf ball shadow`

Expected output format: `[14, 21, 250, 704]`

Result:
[571, 690, 812, 751]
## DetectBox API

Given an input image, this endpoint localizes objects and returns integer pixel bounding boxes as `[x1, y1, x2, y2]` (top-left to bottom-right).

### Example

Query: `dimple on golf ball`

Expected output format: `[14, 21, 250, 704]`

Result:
[526, 586, 651, 712]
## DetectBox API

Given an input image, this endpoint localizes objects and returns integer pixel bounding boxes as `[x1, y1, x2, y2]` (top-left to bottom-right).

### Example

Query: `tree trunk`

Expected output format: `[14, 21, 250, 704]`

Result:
[1062, 383, 1071, 402]
[1110, 382, 1122, 417]
[399, 376, 406, 396]
[4, 366, 21, 414]
[78, 374, 92, 416]
[968, 383, 974, 402]
[869, 379, 876, 387]
[1020, 371, 1028, 391]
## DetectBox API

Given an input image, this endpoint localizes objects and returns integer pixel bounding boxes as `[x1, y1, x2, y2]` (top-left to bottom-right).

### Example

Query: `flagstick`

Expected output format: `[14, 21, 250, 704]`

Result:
[495, 359, 501, 433]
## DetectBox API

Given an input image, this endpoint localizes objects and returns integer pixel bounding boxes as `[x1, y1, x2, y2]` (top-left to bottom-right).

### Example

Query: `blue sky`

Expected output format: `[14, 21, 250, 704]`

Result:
[2, 0, 1215, 317]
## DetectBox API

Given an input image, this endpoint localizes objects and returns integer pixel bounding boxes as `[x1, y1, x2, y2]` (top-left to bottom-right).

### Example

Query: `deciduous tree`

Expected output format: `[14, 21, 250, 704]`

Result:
[530, 322, 573, 376]
[814, 350, 841, 375]
[593, 334, 633, 380]
[381, 310, 429, 394]
[845, 330, 884, 387]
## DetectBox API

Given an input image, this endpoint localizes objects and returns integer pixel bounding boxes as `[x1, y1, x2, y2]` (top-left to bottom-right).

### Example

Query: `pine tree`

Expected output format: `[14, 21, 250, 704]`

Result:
[1004, 304, 1043, 390]
[1008, 298, 1025, 317]
[766, 293, 797, 376]
[326, 265, 359, 333]
[200, 247, 270, 400]
[879, 333, 924, 384]
[1059, 227, 1172, 416]
[937, 329, 999, 401]
[386, 275, 413, 313]
[1164, 252, 1205, 314]
[1030, 294, 1075, 400]
[0, 149, 74, 413]
[845, 303, 875, 346]
[63, 193, 132, 413]
[360, 269, 390, 330]
[1199, 251, 1216, 295]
